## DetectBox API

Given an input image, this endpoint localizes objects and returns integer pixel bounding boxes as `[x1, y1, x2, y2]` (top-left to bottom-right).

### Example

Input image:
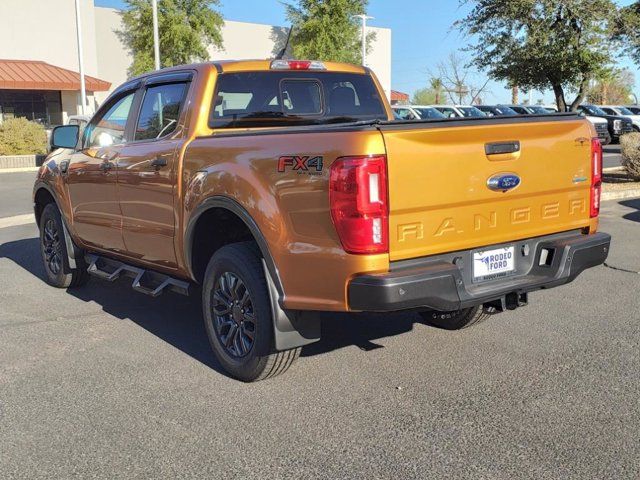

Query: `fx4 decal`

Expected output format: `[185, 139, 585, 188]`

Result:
[278, 156, 324, 175]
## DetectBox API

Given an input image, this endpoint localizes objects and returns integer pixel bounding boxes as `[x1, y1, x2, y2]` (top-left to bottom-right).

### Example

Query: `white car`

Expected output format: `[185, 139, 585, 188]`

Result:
[600, 106, 640, 132]
[583, 115, 611, 145]
[431, 105, 487, 118]
[392, 105, 446, 120]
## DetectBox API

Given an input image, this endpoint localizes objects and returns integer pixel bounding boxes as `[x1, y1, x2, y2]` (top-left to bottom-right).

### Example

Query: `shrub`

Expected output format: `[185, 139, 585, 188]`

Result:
[620, 132, 640, 180]
[0, 118, 48, 156]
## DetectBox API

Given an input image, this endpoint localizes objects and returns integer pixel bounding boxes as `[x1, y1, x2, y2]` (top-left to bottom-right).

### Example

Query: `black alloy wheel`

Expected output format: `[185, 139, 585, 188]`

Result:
[42, 218, 63, 276]
[212, 271, 257, 358]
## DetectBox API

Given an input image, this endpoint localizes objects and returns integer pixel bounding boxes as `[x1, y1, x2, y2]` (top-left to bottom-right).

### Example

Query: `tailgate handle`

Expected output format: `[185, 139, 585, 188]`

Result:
[485, 141, 520, 155]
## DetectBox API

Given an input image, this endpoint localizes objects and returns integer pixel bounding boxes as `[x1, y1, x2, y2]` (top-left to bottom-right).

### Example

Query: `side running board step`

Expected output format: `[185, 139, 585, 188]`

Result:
[86, 254, 190, 297]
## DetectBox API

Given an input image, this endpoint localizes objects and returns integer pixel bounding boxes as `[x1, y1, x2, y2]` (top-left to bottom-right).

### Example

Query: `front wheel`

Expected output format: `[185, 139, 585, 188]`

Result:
[419, 306, 490, 330]
[202, 242, 300, 382]
[39, 203, 89, 288]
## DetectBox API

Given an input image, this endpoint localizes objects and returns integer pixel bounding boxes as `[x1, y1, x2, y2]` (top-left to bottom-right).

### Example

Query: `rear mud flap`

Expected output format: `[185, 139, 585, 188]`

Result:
[263, 260, 321, 351]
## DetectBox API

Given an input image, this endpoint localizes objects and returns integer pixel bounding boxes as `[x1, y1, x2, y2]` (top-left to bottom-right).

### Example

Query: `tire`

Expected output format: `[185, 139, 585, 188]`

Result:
[419, 306, 490, 330]
[39, 203, 89, 289]
[202, 242, 300, 382]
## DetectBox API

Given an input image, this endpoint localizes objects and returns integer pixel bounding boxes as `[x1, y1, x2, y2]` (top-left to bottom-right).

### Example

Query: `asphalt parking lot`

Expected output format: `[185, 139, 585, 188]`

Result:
[1, 172, 639, 479]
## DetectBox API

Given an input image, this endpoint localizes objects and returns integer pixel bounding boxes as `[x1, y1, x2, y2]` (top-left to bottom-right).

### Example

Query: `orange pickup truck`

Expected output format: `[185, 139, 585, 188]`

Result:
[34, 59, 610, 381]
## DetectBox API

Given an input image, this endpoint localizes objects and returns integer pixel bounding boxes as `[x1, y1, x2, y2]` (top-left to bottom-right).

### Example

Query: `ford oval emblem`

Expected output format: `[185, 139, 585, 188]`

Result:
[487, 173, 521, 192]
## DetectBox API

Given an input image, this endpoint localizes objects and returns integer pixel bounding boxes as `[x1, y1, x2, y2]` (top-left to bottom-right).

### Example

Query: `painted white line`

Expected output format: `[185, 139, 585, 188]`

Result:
[0, 167, 39, 174]
[0, 213, 35, 229]
[602, 189, 640, 202]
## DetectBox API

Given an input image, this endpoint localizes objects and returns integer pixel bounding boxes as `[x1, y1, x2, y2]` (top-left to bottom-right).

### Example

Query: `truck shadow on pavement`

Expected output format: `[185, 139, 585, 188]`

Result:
[0, 237, 431, 374]
[619, 199, 640, 223]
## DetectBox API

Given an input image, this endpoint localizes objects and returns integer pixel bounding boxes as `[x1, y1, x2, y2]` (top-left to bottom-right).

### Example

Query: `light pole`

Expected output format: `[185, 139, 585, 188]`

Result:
[152, 0, 160, 70]
[354, 14, 373, 67]
[74, 0, 87, 115]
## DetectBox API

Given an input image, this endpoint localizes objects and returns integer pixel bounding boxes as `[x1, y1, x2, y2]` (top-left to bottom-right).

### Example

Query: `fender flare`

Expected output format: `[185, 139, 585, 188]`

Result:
[184, 195, 283, 295]
[184, 196, 321, 350]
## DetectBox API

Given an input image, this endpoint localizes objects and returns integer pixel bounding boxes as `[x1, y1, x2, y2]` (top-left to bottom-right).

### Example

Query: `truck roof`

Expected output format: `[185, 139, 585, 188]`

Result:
[127, 59, 368, 82]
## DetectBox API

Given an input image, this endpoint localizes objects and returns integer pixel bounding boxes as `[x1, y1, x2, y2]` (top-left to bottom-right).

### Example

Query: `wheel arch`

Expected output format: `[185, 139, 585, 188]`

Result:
[184, 196, 284, 297]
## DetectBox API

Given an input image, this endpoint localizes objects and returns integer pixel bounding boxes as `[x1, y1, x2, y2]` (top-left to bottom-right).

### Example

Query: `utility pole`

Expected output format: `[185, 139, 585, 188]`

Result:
[152, 0, 161, 70]
[74, 0, 87, 115]
[354, 14, 373, 67]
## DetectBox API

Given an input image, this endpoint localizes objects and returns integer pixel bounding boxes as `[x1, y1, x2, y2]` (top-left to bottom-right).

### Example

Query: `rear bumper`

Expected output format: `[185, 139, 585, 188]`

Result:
[348, 231, 611, 312]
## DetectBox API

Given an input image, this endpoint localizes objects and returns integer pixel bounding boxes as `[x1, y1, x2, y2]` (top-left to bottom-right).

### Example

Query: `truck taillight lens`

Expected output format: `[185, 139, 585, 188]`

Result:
[590, 137, 603, 218]
[330, 155, 389, 254]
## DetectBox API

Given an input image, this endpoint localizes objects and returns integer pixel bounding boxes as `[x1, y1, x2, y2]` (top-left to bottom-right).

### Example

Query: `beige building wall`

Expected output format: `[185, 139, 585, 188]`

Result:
[0, 0, 392, 118]
[94, 7, 132, 105]
[0, 0, 99, 82]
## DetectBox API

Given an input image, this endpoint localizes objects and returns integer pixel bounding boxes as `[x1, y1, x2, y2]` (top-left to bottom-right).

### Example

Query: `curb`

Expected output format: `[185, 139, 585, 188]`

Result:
[602, 188, 640, 202]
[0, 167, 40, 174]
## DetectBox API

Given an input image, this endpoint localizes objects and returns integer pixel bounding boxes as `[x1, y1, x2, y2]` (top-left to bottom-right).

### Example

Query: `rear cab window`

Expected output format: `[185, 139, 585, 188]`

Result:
[209, 71, 387, 128]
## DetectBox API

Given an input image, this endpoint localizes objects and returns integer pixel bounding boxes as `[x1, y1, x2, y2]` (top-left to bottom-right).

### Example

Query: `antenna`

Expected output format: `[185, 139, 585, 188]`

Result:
[276, 26, 293, 60]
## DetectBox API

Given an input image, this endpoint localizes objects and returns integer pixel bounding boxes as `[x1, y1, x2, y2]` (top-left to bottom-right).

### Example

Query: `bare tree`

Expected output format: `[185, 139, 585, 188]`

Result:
[434, 52, 490, 104]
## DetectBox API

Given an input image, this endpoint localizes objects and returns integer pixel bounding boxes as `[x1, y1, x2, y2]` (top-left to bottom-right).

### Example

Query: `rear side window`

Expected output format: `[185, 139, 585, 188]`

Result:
[135, 82, 188, 141]
[209, 71, 386, 128]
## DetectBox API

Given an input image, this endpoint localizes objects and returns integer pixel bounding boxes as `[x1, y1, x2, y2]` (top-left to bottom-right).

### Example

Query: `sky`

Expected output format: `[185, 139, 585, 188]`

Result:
[95, 0, 639, 105]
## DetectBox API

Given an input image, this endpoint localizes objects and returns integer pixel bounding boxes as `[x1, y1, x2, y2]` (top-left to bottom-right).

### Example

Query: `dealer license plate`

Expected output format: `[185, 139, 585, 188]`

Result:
[473, 246, 516, 281]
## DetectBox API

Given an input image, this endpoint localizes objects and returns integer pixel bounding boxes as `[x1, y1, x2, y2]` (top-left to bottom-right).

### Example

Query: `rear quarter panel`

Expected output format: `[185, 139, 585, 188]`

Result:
[182, 129, 389, 311]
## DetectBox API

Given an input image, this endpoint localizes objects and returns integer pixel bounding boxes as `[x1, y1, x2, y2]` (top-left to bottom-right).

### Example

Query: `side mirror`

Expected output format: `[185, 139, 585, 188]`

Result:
[51, 125, 79, 150]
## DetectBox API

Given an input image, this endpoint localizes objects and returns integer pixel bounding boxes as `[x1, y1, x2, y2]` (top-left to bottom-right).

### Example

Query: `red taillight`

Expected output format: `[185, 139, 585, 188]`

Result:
[330, 155, 389, 254]
[590, 137, 603, 218]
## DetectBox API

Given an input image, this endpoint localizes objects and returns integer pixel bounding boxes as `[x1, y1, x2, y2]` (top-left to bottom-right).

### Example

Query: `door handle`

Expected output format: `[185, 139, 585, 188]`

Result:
[150, 157, 168, 169]
[99, 161, 113, 172]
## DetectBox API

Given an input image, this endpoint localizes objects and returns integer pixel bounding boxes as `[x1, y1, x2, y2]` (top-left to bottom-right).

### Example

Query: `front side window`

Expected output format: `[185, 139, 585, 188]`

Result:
[134, 83, 188, 141]
[394, 108, 414, 120]
[414, 108, 446, 119]
[86, 92, 135, 148]
[436, 107, 458, 118]
[601, 107, 616, 115]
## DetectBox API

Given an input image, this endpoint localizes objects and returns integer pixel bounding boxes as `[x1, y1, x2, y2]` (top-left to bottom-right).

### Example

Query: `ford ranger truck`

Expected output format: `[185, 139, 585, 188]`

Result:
[34, 60, 611, 381]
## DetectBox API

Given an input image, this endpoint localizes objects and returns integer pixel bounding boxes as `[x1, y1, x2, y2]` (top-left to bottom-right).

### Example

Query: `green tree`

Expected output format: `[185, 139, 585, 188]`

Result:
[119, 0, 224, 77]
[615, 2, 640, 66]
[412, 87, 437, 105]
[587, 68, 635, 105]
[285, 0, 374, 64]
[456, 0, 616, 111]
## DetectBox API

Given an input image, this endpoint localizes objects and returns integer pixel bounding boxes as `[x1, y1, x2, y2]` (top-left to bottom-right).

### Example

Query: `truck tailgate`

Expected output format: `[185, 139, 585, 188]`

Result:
[379, 117, 595, 261]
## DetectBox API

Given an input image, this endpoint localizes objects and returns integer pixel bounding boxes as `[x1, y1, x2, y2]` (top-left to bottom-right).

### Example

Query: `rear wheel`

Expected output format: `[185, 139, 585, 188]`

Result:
[39, 203, 89, 288]
[202, 242, 300, 382]
[419, 306, 490, 330]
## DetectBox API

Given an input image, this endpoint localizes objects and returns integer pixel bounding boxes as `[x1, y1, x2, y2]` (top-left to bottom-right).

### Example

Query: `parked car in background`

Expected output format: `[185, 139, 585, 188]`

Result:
[624, 105, 640, 115]
[578, 104, 633, 143]
[499, 104, 550, 115]
[476, 105, 519, 117]
[67, 114, 91, 134]
[391, 105, 420, 120]
[431, 105, 486, 118]
[582, 115, 611, 145]
[599, 106, 640, 132]
[408, 106, 447, 119]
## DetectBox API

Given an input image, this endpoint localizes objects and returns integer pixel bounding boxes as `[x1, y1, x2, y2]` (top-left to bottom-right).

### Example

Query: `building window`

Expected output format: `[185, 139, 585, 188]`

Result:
[0, 89, 63, 127]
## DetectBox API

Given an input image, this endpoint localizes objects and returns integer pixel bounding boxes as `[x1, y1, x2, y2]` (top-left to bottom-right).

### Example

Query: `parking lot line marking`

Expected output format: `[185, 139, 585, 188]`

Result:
[0, 213, 35, 229]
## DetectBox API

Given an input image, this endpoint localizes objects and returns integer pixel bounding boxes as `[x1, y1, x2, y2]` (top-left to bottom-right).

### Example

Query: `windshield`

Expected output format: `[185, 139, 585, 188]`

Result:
[458, 106, 486, 117]
[413, 107, 446, 119]
[528, 106, 549, 114]
[617, 107, 635, 115]
[581, 105, 607, 116]
[494, 106, 518, 116]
